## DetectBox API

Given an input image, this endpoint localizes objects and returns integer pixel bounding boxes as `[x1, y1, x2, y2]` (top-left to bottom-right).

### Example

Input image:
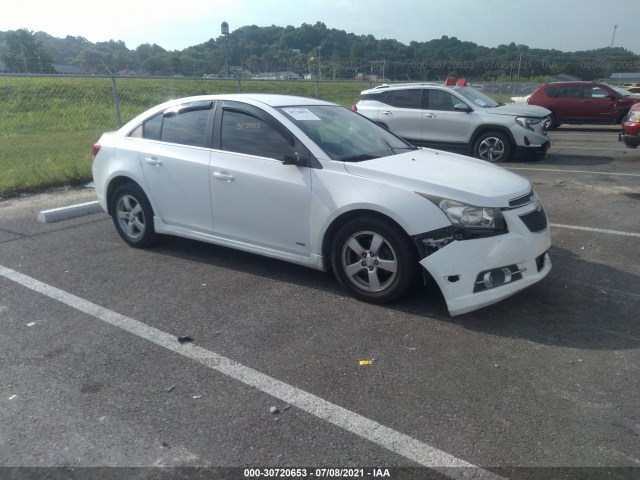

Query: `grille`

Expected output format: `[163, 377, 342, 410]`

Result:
[509, 190, 535, 208]
[519, 206, 548, 233]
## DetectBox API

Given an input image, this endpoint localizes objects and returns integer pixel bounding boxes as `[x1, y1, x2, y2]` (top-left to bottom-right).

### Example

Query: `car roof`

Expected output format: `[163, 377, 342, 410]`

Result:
[541, 81, 607, 86]
[360, 82, 451, 94]
[159, 93, 338, 108]
[119, 94, 339, 134]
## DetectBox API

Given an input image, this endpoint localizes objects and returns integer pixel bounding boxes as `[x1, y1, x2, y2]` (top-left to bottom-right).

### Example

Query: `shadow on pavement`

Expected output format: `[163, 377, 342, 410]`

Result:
[152, 237, 640, 352]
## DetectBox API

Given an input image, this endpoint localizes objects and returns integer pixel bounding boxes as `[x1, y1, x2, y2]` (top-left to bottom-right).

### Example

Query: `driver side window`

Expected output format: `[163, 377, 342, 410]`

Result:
[221, 110, 293, 160]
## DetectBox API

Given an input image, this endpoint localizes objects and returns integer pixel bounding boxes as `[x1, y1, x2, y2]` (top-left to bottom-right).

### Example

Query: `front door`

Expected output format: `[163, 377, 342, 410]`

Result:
[210, 108, 312, 256]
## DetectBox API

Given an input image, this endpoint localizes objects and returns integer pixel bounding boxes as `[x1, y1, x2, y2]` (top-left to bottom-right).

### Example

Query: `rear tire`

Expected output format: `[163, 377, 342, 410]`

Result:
[110, 183, 156, 248]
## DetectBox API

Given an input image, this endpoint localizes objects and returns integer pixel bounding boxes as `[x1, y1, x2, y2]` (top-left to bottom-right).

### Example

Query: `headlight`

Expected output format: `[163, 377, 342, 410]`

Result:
[419, 195, 507, 236]
[515, 116, 543, 131]
[438, 199, 506, 230]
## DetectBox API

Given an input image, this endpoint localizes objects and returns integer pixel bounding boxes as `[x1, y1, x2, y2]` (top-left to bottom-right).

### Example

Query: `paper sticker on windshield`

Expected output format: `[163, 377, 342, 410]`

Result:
[283, 108, 321, 121]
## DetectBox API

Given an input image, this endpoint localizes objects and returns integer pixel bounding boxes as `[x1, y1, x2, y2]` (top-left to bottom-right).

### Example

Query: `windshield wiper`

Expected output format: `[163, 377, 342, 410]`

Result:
[342, 153, 378, 162]
[381, 137, 417, 154]
[392, 145, 419, 152]
[380, 137, 394, 155]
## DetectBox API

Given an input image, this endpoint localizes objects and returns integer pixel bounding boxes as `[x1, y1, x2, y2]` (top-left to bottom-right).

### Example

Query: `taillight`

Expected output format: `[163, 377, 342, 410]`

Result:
[92, 143, 101, 159]
[351, 105, 358, 112]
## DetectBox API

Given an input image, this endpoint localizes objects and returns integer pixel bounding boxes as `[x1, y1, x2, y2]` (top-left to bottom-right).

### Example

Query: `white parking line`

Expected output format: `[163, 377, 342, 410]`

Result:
[551, 223, 640, 238]
[550, 146, 629, 151]
[0, 265, 502, 479]
[507, 167, 640, 177]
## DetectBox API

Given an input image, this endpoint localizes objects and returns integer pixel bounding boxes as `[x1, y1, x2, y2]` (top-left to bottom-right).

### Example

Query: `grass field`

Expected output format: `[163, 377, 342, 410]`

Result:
[0, 76, 366, 197]
[0, 76, 511, 197]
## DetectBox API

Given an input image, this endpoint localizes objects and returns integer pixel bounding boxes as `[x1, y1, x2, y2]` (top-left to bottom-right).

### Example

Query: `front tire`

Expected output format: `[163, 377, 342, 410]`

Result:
[331, 217, 417, 304]
[473, 131, 512, 163]
[547, 112, 560, 129]
[110, 183, 156, 248]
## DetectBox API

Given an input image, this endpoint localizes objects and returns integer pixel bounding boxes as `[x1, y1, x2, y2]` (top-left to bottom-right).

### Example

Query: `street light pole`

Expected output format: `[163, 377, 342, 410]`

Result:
[221, 21, 230, 78]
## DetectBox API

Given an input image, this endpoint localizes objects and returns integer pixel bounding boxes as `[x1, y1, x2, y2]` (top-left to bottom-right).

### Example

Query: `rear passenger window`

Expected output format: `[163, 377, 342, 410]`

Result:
[161, 108, 211, 147]
[130, 103, 212, 147]
[361, 91, 393, 106]
[392, 89, 422, 109]
[558, 86, 582, 98]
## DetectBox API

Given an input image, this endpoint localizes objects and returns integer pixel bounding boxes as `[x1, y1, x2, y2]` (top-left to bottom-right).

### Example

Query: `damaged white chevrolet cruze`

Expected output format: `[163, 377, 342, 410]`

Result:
[92, 94, 551, 316]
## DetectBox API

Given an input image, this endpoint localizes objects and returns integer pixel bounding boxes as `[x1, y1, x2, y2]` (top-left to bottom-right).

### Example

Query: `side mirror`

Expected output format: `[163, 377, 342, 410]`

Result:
[282, 151, 301, 165]
[606, 94, 617, 101]
[454, 103, 472, 113]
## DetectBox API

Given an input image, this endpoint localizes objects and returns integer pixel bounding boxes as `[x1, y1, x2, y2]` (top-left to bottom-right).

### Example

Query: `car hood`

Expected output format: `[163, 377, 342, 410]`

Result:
[342, 149, 531, 207]
[485, 104, 551, 117]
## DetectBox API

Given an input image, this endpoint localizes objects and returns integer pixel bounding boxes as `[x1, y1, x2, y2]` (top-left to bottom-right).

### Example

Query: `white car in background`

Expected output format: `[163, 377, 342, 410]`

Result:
[353, 79, 551, 162]
[92, 94, 551, 316]
[511, 94, 532, 104]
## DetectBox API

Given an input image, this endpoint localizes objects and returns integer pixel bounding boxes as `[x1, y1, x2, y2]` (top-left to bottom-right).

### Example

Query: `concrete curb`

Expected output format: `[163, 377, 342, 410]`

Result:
[37, 201, 105, 223]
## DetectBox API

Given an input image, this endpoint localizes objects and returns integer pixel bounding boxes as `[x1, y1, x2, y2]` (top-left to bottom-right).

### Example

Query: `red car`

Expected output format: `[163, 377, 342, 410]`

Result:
[619, 103, 640, 148]
[527, 81, 640, 128]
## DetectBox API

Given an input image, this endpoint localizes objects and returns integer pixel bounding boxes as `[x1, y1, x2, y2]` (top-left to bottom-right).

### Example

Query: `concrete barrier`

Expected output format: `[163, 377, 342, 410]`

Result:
[37, 201, 105, 223]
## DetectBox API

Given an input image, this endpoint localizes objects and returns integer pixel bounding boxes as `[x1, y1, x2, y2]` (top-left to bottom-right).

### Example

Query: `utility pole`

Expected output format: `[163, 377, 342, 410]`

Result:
[608, 25, 618, 83]
[18, 34, 28, 74]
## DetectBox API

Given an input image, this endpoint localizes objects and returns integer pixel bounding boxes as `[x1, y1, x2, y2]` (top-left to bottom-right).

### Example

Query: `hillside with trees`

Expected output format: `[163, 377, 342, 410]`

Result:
[1, 23, 639, 81]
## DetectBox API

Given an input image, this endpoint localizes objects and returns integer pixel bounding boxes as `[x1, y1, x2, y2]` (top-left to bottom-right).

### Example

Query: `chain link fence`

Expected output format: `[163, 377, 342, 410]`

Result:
[0, 75, 370, 199]
[0, 75, 540, 200]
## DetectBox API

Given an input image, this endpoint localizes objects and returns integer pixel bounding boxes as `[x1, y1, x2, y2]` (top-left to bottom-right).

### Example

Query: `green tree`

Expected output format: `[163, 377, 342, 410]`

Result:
[2, 29, 54, 73]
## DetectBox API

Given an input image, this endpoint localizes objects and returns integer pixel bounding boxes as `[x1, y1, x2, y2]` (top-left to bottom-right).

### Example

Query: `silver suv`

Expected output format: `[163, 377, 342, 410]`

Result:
[353, 78, 551, 162]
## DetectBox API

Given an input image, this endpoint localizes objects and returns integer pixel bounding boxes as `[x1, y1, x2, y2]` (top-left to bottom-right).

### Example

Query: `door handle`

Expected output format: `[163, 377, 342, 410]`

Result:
[144, 157, 162, 166]
[381, 111, 392, 116]
[213, 171, 235, 182]
[424, 113, 436, 118]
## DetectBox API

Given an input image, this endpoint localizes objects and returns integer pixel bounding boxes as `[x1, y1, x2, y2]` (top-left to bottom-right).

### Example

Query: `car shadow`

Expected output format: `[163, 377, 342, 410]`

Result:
[150, 237, 639, 351]
[552, 126, 621, 133]
[509, 151, 615, 167]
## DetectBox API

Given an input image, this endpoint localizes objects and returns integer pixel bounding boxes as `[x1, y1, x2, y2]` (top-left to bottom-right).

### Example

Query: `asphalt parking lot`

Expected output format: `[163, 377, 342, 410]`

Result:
[0, 125, 638, 480]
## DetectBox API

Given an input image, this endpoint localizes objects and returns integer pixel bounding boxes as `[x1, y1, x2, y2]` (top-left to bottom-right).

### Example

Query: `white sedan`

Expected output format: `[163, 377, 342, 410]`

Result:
[92, 94, 551, 316]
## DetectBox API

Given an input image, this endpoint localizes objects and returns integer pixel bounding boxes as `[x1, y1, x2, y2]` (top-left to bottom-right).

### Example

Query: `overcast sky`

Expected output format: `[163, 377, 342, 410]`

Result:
[2, 0, 639, 54]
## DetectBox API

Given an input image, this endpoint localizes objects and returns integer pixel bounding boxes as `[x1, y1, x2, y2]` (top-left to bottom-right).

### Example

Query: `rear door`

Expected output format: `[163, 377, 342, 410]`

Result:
[555, 84, 585, 120]
[379, 89, 424, 142]
[137, 101, 215, 233]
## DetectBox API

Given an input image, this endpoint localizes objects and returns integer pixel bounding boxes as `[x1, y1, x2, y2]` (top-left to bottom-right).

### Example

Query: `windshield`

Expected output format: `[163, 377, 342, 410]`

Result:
[608, 85, 633, 97]
[453, 86, 501, 108]
[278, 105, 416, 162]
